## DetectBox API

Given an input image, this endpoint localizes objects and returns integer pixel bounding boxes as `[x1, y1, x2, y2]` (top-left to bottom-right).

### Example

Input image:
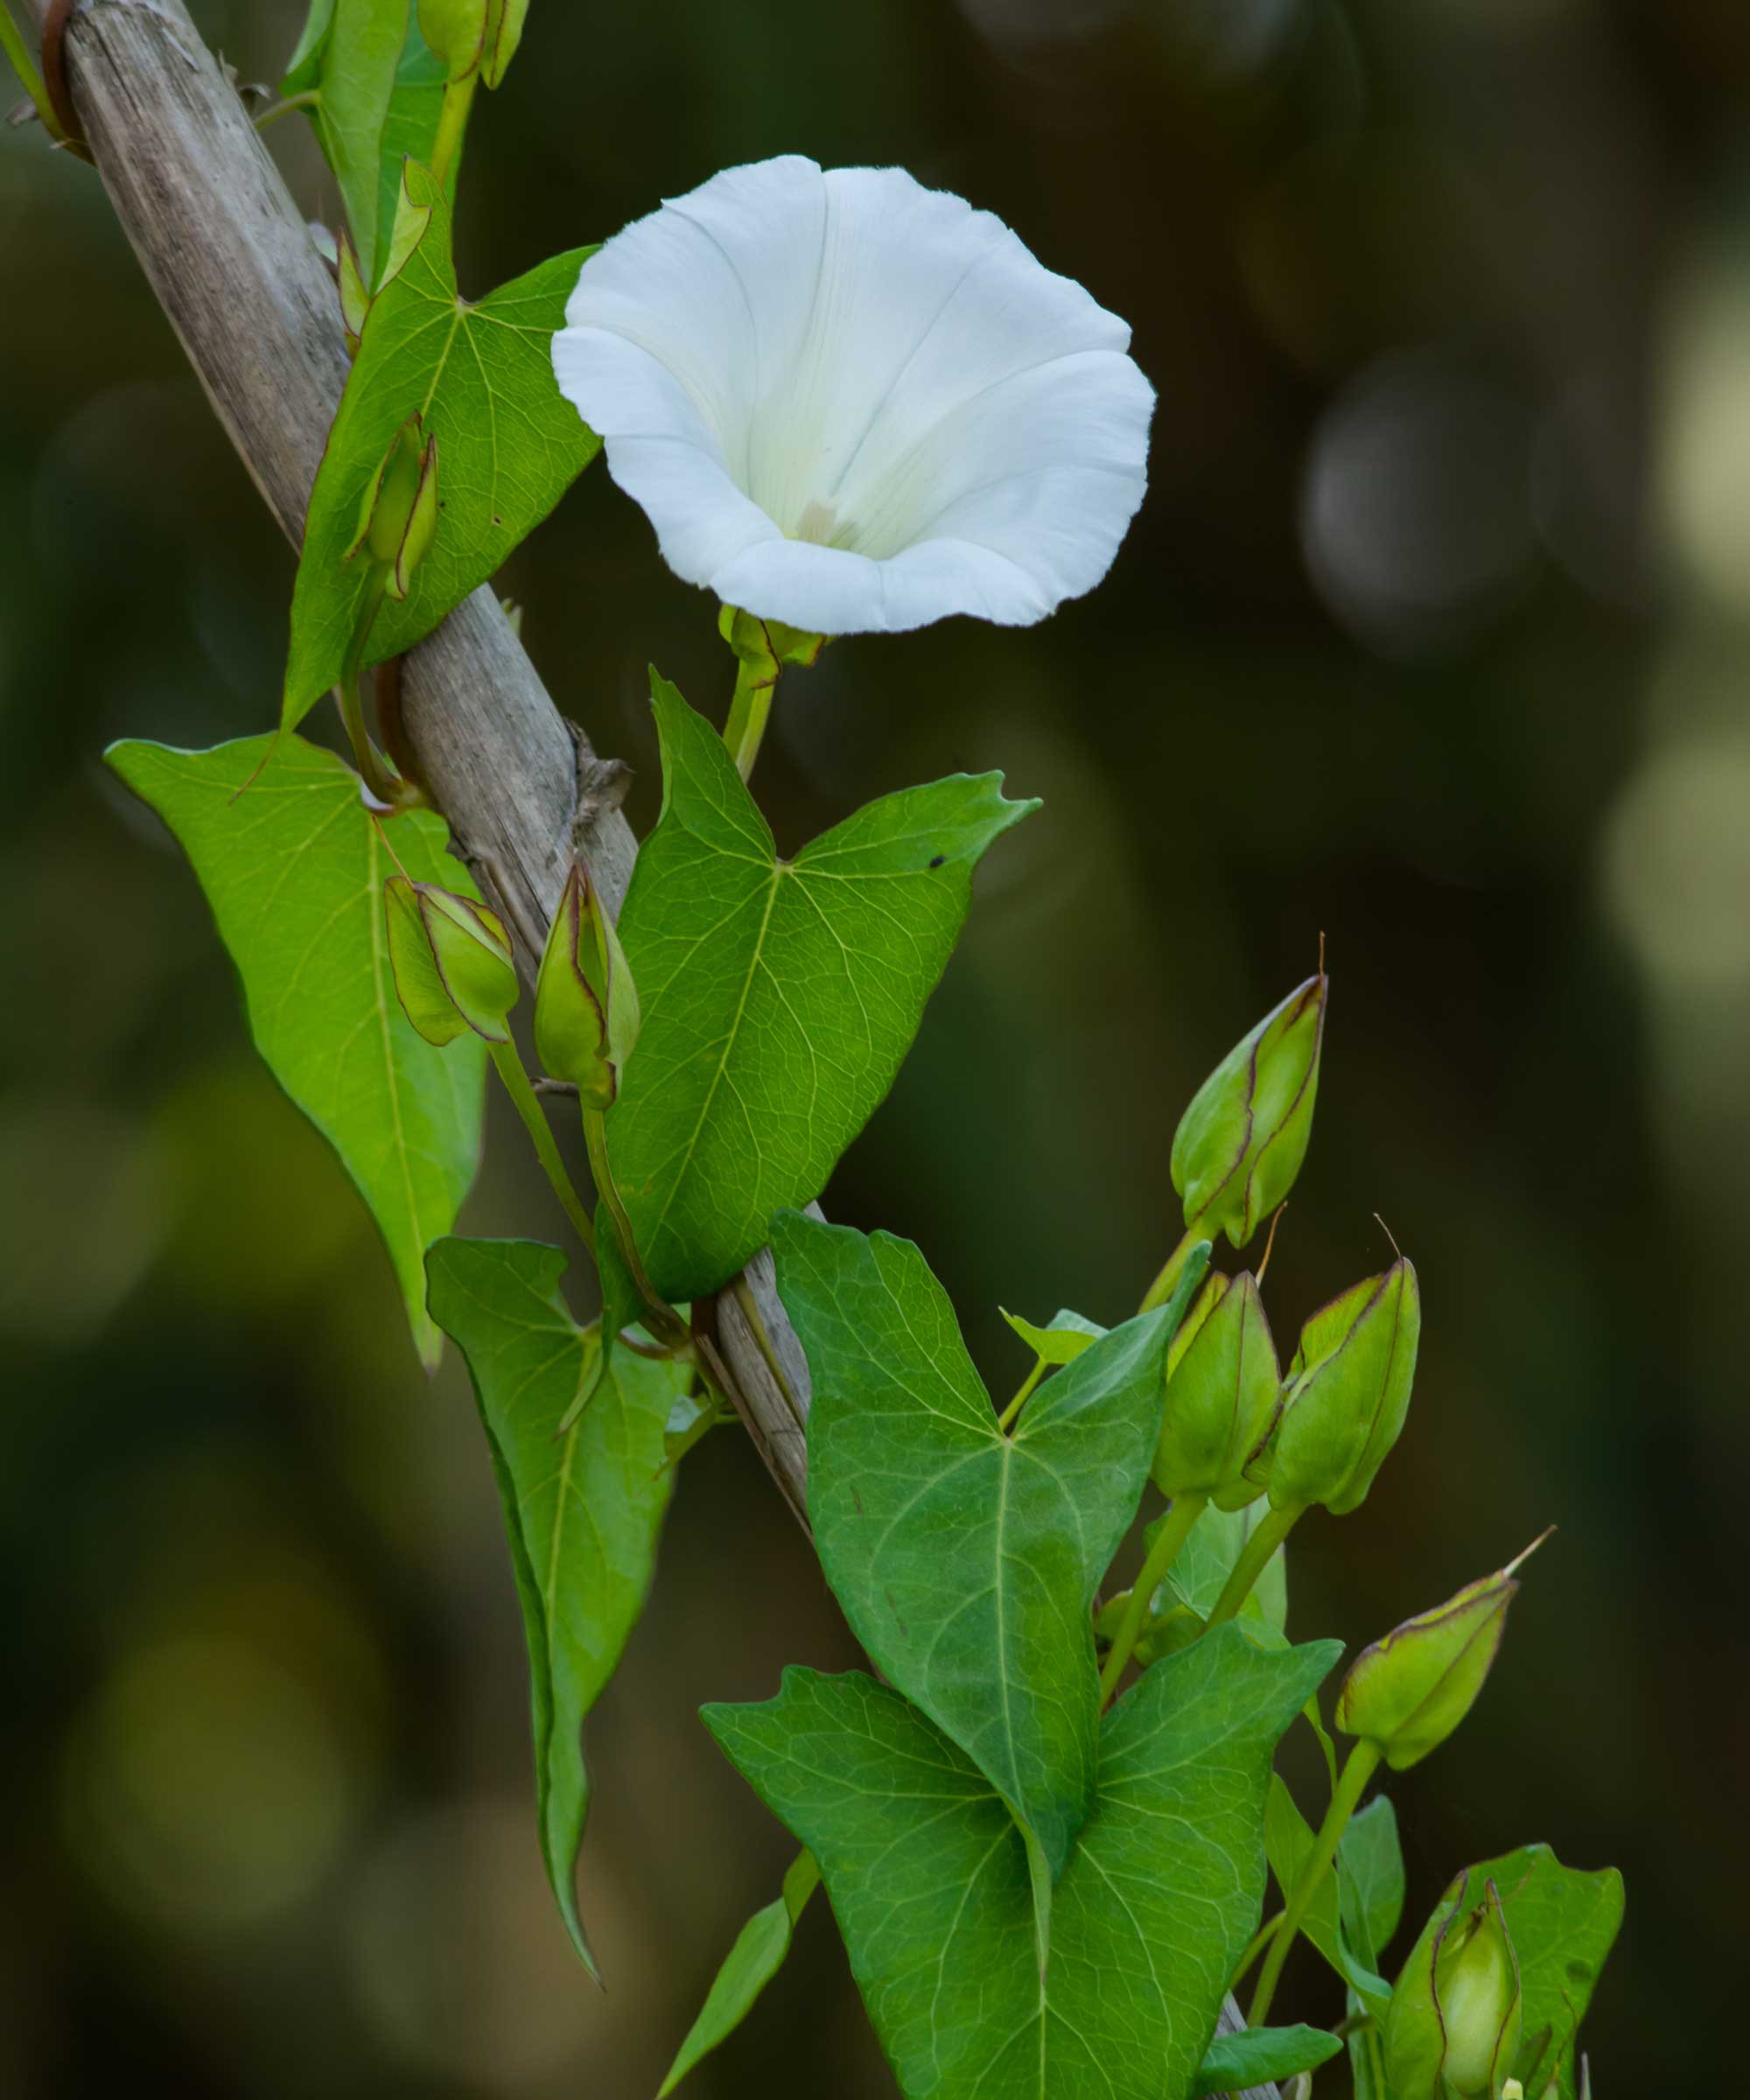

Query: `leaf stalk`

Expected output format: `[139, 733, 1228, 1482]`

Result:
[487, 1038, 598, 1255]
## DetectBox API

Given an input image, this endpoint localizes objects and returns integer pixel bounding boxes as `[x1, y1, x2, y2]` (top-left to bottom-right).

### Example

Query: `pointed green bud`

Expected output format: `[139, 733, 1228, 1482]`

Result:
[418, 0, 490, 80]
[534, 861, 640, 1110]
[1152, 1270, 1280, 1505]
[384, 878, 518, 1046]
[419, 0, 527, 87]
[1171, 973, 1326, 1249]
[350, 416, 439, 599]
[482, 0, 529, 87]
[1336, 1533, 1544, 1770]
[388, 432, 439, 601]
[1386, 1877, 1522, 2099]
[380, 167, 434, 288]
[336, 228, 369, 355]
[1259, 1255, 1419, 1515]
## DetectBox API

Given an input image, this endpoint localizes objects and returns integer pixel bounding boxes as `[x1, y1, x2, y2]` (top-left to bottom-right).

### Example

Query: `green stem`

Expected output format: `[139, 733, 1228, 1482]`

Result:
[1248, 1740, 1381, 2028]
[722, 645, 778, 781]
[1228, 1910, 1285, 1992]
[1139, 1222, 1206, 1313]
[1204, 1502, 1303, 1629]
[252, 89, 320, 131]
[996, 1359, 1045, 1435]
[1098, 1492, 1208, 1704]
[0, 5, 65, 143]
[427, 73, 476, 191]
[337, 569, 422, 808]
[487, 1040, 597, 1255]
[581, 1105, 686, 1343]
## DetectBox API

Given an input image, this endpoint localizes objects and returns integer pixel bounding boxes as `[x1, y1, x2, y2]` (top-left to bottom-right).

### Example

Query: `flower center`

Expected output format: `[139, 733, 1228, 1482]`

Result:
[791, 497, 858, 550]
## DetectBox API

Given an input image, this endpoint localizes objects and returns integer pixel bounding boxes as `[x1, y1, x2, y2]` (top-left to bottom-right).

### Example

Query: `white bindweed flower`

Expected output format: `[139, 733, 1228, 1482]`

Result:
[552, 155, 1153, 635]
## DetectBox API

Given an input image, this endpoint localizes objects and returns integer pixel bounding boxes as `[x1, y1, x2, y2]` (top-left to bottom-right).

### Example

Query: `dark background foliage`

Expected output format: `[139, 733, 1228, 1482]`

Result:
[3, 0, 1745, 2091]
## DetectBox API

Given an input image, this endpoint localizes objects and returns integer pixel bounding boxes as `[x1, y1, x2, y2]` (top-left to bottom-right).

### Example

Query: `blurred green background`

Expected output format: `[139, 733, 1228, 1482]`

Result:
[3, 0, 1746, 2091]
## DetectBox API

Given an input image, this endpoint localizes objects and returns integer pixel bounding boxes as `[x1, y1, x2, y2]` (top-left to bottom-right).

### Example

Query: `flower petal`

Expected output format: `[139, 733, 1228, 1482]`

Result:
[552, 155, 1154, 634]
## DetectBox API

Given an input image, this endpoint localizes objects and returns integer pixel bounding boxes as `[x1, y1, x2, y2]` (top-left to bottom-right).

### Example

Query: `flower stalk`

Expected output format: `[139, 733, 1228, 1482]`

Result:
[338, 573, 423, 808]
[580, 1101, 687, 1346]
[428, 74, 475, 190]
[723, 644, 778, 781]
[1098, 1492, 1208, 1704]
[718, 607, 823, 781]
[996, 1359, 1046, 1435]
[1248, 1737, 1382, 2026]
[1204, 1501, 1303, 1628]
[1139, 1223, 1205, 1313]
[486, 1039, 598, 1256]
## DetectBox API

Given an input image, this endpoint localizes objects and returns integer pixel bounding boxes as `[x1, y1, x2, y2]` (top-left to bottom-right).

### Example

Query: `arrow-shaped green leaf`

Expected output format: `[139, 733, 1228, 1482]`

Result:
[1391, 1844, 1623, 2100]
[108, 733, 483, 1366]
[610, 676, 1037, 1301]
[775, 1210, 1200, 1950]
[426, 1236, 692, 1974]
[284, 0, 438, 284]
[283, 159, 598, 731]
[706, 1629, 1340, 2100]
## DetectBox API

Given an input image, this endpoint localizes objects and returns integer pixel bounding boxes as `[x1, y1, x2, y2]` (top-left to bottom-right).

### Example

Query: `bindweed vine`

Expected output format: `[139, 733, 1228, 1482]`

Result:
[11, 3, 1626, 2096]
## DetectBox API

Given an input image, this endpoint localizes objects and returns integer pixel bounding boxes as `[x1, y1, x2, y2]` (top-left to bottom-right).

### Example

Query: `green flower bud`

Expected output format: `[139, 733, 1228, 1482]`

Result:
[482, 0, 528, 88]
[1260, 1255, 1419, 1515]
[418, 0, 528, 87]
[418, 0, 490, 80]
[534, 860, 640, 1110]
[336, 228, 369, 355]
[1386, 1878, 1522, 2100]
[1152, 1270, 1280, 1505]
[384, 878, 518, 1046]
[1171, 972, 1326, 1249]
[1336, 1533, 1545, 1769]
[350, 416, 439, 602]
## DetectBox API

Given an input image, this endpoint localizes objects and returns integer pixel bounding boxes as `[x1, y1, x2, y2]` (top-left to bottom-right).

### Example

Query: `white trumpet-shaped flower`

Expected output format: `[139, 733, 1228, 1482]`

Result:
[552, 155, 1153, 635]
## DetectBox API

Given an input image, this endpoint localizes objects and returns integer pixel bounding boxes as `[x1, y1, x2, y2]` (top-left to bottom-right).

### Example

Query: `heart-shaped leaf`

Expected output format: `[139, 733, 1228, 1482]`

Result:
[1391, 1844, 1623, 2100]
[775, 1211, 1201, 1946]
[426, 1235, 692, 1974]
[609, 677, 1036, 1300]
[284, 1, 450, 284]
[108, 733, 483, 1365]
[706, 1629, 1340, 2100]
[283, 160, 598, 731]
